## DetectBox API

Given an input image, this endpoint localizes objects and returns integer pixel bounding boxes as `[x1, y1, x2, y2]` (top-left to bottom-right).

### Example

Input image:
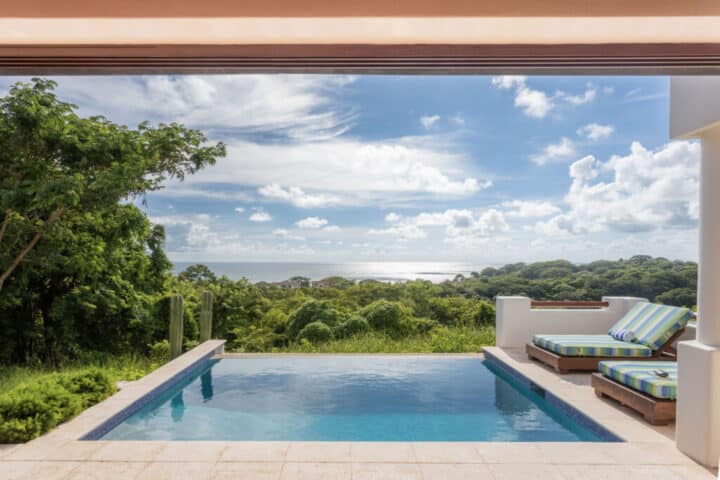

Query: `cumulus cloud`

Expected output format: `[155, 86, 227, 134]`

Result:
[491, 77, 598, 118]
[258, 184, 342, 208]
[577, 123, 614, 141]
[249, 211, 272, 222]
[272, 228, 305, 240]
[530, 137, 576, 165]
[370, 208, 509, 243]
[420, 115, 440, 129]
[385, 212, 401, 223]
[295, 216, 329, 229]
[502, 200, 561, 218]
[234, 207, 245, 213]
[534, 141, 699, 236]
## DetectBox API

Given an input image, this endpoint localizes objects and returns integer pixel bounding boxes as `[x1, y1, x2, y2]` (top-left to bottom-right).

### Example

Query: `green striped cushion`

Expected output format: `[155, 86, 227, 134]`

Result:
[533, 334, 653, 357]
[608, 302, 692, 351]
[598, 361, 677, 399]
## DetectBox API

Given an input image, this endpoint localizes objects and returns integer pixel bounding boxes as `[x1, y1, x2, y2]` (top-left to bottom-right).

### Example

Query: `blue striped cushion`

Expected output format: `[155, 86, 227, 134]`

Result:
[598, 361, 677, 399]
[533, 334, 653, 357]
[608, 302, 692, 351]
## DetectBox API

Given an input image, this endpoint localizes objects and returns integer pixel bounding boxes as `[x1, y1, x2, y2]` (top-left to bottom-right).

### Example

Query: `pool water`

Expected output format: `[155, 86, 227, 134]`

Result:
[101, 356, 603, 441]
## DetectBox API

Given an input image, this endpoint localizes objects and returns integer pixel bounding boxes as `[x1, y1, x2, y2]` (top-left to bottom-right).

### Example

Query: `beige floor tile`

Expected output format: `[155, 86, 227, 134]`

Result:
[475, 443, 545, 464]
[285, 442, 351, 462]
[6, 461, 81, 480]
[538, 442, 616, 464]
[91, 441, 167, 462]
[600, 442, 697, 466]
[412, 443, 484, 463]
[489, 463, 567, 480]
[64, 461, 148, 480]
[0, 461, 35, 480]
[351, 442, 416, 463]
[138, 461, 215, 480]
[44, 441, 105, 461]
[2, 438, 68, 461]
[220, 442, 289, 462]
[669, 465, 718, 480]
[211, 462, 282, 480]
[280, 462, 350, 480]
[154, 442, 226, 462]
[420, 463, 494, 479]
[351, 462, 422, 480]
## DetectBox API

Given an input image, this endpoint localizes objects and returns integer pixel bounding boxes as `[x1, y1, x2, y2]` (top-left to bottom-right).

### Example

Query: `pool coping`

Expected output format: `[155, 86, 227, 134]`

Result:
[1, 344, 716, 479]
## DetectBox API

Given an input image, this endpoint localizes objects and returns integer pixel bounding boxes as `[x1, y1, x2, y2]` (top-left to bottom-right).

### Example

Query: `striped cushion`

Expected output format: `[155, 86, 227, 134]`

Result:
[608, 302, 692, 351]
[533, 334, 653, 357]
[598, 361, 677, 400]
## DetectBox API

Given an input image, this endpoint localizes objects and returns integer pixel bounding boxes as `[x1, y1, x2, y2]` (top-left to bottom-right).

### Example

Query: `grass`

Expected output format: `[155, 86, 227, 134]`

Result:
[0, 353, 158, 394]
[279, 325, 496, 353]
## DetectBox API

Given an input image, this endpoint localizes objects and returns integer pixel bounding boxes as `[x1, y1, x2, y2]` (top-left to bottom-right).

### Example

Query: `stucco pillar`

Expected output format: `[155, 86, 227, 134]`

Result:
[670, 77, 720, 468]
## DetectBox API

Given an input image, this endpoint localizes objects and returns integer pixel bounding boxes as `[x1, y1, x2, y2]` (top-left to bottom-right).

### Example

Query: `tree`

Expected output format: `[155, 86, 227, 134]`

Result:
[178, 264, 217, 285]
[0, 79, 225, 292]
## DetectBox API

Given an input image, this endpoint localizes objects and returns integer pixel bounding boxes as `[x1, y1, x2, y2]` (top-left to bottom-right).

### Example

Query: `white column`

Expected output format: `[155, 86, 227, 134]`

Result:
[671, 77, 720, 468]
[698, 127, 720, 346]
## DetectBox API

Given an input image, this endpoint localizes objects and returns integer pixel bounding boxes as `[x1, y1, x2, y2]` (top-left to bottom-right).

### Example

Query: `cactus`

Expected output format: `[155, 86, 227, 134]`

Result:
[199, 290, 213, 342]
[169, 295, 184, 358]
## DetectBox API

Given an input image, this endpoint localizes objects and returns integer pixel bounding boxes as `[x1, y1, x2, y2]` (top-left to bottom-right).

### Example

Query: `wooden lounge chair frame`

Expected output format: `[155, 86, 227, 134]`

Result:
[591, 372, 675, 425]
[525, 328, 685, 373]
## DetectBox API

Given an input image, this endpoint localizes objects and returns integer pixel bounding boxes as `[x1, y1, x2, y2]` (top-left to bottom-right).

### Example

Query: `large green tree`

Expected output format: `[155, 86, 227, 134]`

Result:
[0, 79, 225, 292]
[0, 79, 225, 363]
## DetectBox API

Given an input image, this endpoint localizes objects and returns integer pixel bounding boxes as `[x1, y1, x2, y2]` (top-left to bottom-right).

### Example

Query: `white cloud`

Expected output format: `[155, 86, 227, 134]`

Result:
[492, 77, 598, 118]
[491, 75, 553, 118]
[22, 75, 357, 142]
[420, 115, 441, 129]
[272, 228, 305, 240]
[534, 141, 700, 236]
[295, 216, 329, 229]
[577, 123, 614, 141]
[451, 115, 465, 126]
[502, 200, 561, 218]
[172, 138, 490, 206]
[234, 207, 245, 213]
[323, 225, 342, 232]
[249, 211, 272, 222]
[385, 212, 401, 223]
[530, 137, 576, 166]
[559, 84, 597, 105]
[370, 208, 509, 243]
[259, 184, 342, 208]
[603, 86, 615, 95]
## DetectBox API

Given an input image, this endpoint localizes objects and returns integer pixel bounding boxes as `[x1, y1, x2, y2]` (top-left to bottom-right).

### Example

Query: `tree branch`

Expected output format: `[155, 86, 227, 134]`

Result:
[0, 209, 12, 245]
[0, 207, 64, 292]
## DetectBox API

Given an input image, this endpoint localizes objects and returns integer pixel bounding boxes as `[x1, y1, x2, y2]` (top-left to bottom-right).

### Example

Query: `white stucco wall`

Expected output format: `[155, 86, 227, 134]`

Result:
[495, 296, 648, 348]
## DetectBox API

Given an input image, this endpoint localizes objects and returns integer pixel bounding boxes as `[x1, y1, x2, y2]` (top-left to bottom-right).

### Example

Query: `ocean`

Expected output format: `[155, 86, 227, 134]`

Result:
[171, 262, 488, 284]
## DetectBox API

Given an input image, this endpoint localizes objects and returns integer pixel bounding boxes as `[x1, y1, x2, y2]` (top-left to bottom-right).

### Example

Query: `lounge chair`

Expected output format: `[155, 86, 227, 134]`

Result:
[591, 361, 677, 425]
[526, 302, 691, 373]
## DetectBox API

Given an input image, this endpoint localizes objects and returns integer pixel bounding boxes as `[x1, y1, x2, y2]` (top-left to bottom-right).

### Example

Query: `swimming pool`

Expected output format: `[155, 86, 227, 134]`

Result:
[98, 356, 612, 442]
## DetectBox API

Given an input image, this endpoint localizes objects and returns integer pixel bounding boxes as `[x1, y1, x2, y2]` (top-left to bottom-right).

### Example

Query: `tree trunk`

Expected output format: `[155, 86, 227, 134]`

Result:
[0, 207, 64, 292]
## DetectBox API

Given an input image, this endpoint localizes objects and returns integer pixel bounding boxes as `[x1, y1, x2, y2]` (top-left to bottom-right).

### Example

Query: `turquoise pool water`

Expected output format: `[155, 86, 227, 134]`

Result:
[101, 356, 604, 441]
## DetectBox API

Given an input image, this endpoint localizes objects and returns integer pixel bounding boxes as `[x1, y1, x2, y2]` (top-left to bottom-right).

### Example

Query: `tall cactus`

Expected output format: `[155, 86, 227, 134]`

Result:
[199, 290, 213, 342]
[169, 295, 184, 358]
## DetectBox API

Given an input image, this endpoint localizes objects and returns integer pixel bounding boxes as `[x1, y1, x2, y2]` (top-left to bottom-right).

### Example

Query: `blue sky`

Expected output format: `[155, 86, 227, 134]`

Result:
[0, 75, 699, 264]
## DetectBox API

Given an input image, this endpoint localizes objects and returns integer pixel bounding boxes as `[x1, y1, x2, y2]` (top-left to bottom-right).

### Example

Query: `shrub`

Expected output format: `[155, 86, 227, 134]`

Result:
[298, 321, 333, 344]
[0, 379, 81, 443]
[407, 317, 438, 334]
[58, 369, 116, 408]
[148, 340, 170, 364]
[288, 301, 345, 338]
[359, 300, 411, 337]
[335, 315, 370, 338]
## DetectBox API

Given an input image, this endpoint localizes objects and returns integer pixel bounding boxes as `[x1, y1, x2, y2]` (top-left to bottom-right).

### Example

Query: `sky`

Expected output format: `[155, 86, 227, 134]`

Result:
[0, 75, 699, 264]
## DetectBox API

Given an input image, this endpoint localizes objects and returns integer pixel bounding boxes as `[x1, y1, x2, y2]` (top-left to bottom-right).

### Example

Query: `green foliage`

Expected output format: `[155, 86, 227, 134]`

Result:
[0, 368, 115, 442]
[148, 340, 170, 365]
[298, 321, 333, 344]
[0, 79, 225, 364]
[335, 315, 370, 338]
[288, 300, 345, 339]
[359, 300, 411, 337]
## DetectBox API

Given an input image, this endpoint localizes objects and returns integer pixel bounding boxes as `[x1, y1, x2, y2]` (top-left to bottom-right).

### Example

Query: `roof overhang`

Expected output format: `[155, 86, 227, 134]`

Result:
[1, 1, 720, 74]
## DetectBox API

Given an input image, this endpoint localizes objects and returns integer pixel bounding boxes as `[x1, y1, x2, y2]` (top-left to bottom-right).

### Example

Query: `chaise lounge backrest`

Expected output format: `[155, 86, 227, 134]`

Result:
[608, 302, 693, 351]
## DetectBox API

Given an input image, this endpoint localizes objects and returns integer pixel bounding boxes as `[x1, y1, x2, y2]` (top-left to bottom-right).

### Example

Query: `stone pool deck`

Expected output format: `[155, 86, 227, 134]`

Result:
[0, 344, 717, 479]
